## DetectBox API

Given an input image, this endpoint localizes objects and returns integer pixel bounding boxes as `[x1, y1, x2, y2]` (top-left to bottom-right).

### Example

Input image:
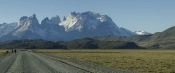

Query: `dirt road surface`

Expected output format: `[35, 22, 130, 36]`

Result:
[0, 50, 131, 73]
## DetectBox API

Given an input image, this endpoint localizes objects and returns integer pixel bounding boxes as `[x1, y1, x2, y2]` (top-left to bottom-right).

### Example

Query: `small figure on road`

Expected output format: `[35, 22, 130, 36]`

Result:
[11, 49, 14, 53]
[5, 50, 9, 54]
[14, 49, 17, 54]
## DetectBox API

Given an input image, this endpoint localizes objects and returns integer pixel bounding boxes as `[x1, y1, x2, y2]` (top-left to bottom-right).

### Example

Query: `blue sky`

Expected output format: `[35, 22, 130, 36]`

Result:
[0, 0, 175, 33]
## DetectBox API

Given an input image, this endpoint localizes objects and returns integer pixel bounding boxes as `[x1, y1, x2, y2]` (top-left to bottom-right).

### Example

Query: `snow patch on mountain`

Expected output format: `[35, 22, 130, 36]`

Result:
[135, 30, 151, 35]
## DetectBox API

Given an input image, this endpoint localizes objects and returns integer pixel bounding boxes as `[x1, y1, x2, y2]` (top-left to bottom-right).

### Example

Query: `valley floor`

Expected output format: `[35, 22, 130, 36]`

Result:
[38, 49, 175, 73]
[0, 50, 126, 73]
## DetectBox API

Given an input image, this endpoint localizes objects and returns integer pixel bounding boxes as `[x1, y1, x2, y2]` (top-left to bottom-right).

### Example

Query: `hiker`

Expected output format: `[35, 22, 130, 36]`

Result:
[11, 49, 14, 53]
[14, 49, 17, 54]
[5, 50, 9, 54]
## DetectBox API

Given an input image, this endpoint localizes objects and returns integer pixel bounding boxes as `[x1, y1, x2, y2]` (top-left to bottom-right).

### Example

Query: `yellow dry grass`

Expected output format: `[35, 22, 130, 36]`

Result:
[0, 50, 7, 55]
[37, 49, 175, 73]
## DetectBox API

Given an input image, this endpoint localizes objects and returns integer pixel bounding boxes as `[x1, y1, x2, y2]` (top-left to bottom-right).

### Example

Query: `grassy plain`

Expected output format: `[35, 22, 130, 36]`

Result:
[37, 49, 175, 73]
[0, 50, 7, 55]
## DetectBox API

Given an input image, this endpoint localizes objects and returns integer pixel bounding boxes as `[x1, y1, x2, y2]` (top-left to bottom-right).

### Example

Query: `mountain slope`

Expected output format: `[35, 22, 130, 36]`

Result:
[0, 23, 18, 37]
[138, 26, 175, 48]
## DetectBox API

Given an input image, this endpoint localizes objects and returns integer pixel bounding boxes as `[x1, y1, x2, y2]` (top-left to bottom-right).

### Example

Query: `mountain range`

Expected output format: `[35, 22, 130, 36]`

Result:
[0, 11, 175, 49]
[0, 11, 135, 41]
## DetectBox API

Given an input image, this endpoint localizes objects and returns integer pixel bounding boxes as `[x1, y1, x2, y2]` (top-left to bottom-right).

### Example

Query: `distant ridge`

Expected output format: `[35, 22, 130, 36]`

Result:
[138, 26, 175, 48]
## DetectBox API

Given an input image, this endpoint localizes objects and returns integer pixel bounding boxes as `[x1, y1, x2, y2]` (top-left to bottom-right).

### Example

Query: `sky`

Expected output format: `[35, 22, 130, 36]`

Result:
[0, 0, 175, 33]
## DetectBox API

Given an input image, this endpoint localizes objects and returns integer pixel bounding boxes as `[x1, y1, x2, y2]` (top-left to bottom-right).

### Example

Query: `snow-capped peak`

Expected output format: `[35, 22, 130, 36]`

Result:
[135, 30, 151, 35]
[60, 15, 78, 31]
[61, 11, 119, 32]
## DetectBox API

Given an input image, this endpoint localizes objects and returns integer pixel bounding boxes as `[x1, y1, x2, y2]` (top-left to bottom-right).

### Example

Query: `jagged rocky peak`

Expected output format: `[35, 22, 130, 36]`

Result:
[62, 11, 119, 32]
[41, 17, 50, 25]
[76, 11, 112, 22]
[20, 16, 28, 21]
[62, 16, 66, 21]
[97, 15, 112, 22]
[19, 14, 39, 26]
[15, 14, 41, 36]
[70, 11, 78, 16]
[19, 16, 29, 26]
[41, 16, 61, 25]
[29, 14, 39, 25]
[50, 16, 61, 25]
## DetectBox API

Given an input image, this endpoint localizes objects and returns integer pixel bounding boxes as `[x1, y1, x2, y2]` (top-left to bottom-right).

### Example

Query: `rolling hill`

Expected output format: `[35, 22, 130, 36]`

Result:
[138, 26, 175, 49]
[0, 38, 141, 49]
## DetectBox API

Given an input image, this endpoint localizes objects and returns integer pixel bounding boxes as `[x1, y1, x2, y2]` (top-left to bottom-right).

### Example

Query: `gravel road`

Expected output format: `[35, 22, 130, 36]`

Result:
[0, 50, 131, 73]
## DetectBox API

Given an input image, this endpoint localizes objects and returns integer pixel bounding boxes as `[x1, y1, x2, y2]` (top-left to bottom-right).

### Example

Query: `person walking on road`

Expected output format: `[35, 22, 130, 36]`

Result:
[11, 49, 14, 53]
[14, 49, 17, 54]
